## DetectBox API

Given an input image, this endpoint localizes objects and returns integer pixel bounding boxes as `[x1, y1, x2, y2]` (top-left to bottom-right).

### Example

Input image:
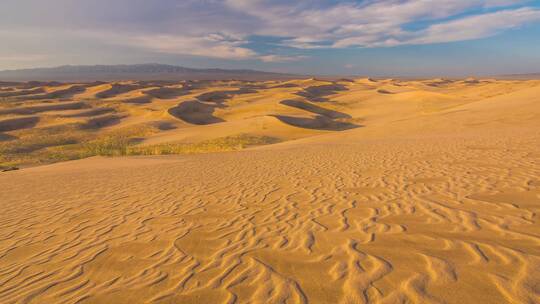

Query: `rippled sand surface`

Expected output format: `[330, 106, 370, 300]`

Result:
[1, 78, 540, 303]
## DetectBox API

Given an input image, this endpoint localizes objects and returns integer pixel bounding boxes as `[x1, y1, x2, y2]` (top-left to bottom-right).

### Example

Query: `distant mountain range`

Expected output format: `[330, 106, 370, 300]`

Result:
[0, 64, 300, 82]
[493, 73, 540, 80]
[1, 64, 538, 82]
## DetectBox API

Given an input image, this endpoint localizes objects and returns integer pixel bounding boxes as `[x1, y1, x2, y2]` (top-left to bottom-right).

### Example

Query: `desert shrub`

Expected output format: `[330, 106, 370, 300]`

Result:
[0, 121, 161, 168]
[128, 134, 280, 156]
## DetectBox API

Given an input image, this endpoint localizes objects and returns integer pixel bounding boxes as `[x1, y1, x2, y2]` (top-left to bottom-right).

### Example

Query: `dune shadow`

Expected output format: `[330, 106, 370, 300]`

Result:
[154, 121, 177, 130]
[195, 88, 258, 104]
[26, 85, 88, 100]
[464, 79, 480, 85]
[271, 83, 299, 89]
[273, 115, 359, 131]
[135, 80, 178, 87]
[168, 100, 225, 125]
[0, 116, 40, 132]
[82, 114, 124, 129]
[0, 87, 45, 98]
[124, 95, 154, 104]
[426, 79, 454, 87]
[0, 102, 89, 115]
[96, 84, 148, 99]
[144, 87, 189, 99]
[196, 91, 230, 103]
[377, 89, 394, 94]
[295, 84, 348, 102]
[22, 81, 63, 89]
[0, 133, 17, 141]
[280, 100, 350, 119]
[61, 107, 115, 118]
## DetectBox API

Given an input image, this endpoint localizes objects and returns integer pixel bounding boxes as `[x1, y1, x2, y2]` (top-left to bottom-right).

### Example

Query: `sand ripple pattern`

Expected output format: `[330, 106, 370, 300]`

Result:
[1, 136, 540, 304]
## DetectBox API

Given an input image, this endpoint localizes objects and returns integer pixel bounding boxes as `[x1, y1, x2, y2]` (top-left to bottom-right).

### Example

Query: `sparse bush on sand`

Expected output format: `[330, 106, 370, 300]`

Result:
[0, 128, 280, 169]
[128, 134, 280, 156]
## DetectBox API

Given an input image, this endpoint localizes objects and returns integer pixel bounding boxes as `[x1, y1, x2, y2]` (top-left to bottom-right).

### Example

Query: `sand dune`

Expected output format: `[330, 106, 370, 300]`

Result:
[0, 101, 89, 115]
[0, 116, 39, 132]
[123, 95, 154, 104]
[168, 101, 225, 125]
[273, 114, 359, 131]
[95, 83, 149, 99]
[83, 114, 126, 129]
[296, 83, 349, 102]
[145, 87, 189, 99]
[0, 78, 540, 303]
[280, 99, 350, 119]
[0, 87, 45, 98]
[23, 84, 88, 100]
[60, 107, 115, 118]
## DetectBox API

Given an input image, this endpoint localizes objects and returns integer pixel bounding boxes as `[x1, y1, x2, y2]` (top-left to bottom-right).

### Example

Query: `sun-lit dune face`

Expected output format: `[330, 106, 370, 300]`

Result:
[1, 78, 540, 169]
[1, 78, 540, 303]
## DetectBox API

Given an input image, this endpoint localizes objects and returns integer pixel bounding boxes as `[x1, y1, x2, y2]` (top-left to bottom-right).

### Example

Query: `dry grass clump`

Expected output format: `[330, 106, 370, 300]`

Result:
[129, 134, 280, 155]
[0, 124, 84, 168]
[0, 122, 161, 169]
[47, 133, 279, 160]
[47, 123, 163, 158]
[0, 127, 279, 169]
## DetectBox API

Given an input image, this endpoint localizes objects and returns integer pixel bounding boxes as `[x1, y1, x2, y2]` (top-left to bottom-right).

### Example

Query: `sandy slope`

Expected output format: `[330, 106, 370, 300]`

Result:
[1, 79, 540, 303]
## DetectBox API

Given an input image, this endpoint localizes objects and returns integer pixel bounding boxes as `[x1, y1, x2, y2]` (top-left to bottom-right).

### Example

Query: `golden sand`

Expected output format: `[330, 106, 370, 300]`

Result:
[1, 78, 539, 303]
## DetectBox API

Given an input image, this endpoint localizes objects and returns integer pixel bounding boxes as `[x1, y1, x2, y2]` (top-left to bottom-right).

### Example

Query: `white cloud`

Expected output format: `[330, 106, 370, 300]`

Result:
[223, 0, 540, 49]
[129, 34, 307, 62]
[131, 33, 257, 60]
[259, 54, 307, 62]
[1, 0, 539, 63]
[408, 7, 540, 45]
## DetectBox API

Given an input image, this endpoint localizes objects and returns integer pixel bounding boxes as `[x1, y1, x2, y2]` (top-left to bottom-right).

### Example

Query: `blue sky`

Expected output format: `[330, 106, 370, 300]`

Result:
[1, 0, 540, 76]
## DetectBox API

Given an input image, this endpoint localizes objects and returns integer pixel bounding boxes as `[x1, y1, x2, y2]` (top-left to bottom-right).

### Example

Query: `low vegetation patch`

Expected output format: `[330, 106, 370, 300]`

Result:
[0, 129, 280, 170]
[129, 134, 280, 156]
[0, 122, 159, 169]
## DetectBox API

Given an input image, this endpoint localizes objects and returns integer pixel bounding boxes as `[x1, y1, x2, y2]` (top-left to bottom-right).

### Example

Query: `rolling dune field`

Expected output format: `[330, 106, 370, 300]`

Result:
[1, 78, 540, 303]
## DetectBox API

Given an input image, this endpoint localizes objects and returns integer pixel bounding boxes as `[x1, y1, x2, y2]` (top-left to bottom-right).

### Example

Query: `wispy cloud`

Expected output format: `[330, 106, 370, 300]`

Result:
[222, 0, 540, 49]
[131, 33, 257, 60]
[259, 54, 308, 63]
[124, 33, 307, 62]
[0, 0, 539, 63]
[407, 7, 540, 45]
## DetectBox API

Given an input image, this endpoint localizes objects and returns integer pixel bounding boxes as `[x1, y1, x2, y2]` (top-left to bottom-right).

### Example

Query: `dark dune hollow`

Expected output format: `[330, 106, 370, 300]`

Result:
[195, 88, 257, 103]
[0, 116, 40, 132]
[0, 133, 17, 141]
[154, 121, 177, 130]
[61, 107, 115, 118]
[0, 87, 45, 98]
[295, 84, 348, 102]
[168, 101, 225, 125]
[144, 87, 189, 99]
[280, 99, 351, 119]
[273, 115, 359, 131]
[123, 95, 153, 104]
[96, 84, 147, 99]
[82, 114, 124, 129]
[26, 85, 87, 100]
[0, 102, 89, 115]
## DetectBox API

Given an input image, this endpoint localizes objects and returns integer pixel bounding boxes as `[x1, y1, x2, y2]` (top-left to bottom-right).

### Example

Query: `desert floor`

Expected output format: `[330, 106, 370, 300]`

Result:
[1, 78, 540, 303]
